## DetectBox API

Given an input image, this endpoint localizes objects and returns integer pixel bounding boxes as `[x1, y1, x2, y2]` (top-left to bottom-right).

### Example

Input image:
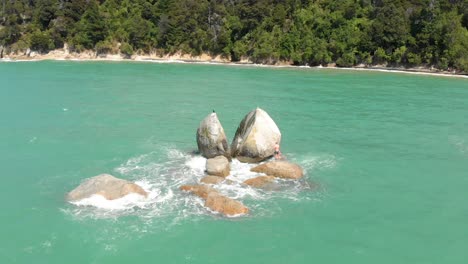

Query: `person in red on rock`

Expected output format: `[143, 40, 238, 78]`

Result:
[274, 142, 282, 160]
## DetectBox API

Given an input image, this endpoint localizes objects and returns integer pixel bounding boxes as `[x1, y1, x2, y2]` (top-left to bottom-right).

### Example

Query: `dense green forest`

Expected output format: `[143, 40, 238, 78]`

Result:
[0, 0, 467, 71]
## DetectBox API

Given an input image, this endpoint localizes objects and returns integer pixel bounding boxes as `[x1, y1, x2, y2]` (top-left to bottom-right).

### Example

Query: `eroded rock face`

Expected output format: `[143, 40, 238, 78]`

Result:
[196, 113, 230, 159]
[200, 175, 225, 185]
[66, 174, 147, 201]
[243, 175, 276, 188]
[206, 156, 230, 177]
[231, 108, 281, 163]
[180, 184, 249, 216]
[251, 161, 304, 179]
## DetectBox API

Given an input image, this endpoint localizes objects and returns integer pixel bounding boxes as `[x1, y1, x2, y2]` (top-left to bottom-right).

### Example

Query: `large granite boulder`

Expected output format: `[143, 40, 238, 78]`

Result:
[66, 174, 148, 201]
[206, 156, 230, 177]
[196, 112, 230, 159]
[180, 184, 249, 216]
[231, 108, 281, 163]
[243, 175, 276, 188]
[200, 175, 225, 185]
[251, 161, 304, 179]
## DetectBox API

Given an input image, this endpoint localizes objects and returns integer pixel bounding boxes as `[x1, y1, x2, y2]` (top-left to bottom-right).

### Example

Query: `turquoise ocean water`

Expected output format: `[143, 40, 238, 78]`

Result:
[1, 61, 467, 263]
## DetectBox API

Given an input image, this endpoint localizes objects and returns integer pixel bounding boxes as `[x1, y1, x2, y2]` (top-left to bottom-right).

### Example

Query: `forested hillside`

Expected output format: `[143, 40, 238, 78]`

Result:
[1, 0, 467, 71]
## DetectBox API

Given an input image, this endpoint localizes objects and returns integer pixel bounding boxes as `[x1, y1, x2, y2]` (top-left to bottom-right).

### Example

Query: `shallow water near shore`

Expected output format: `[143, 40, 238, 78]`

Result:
[1, 61, 467, 263]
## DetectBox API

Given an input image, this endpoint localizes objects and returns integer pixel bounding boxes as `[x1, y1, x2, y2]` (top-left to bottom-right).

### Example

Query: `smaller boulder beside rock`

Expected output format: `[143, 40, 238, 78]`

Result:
[180, 184, 249, 216]
[179, 184, 215, 200]
[243, 175, 276, 188]
[206, 156, 230, 177]
[66, 174, 147, 201]
[200, 175, 225, 185]
[205, 192, 249, 216]
[251, 161, 304, 179]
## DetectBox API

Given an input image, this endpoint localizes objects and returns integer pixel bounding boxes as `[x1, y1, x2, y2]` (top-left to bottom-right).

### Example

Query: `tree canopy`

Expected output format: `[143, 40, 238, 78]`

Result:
[1, 0, 467, 71]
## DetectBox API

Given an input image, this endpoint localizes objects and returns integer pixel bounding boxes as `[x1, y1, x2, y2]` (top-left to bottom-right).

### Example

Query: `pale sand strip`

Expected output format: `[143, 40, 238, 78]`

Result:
[1, 51, 466, 79]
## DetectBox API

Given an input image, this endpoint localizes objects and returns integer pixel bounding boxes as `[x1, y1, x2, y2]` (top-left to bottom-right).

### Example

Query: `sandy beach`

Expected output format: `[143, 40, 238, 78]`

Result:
[1, 49, 466, 79]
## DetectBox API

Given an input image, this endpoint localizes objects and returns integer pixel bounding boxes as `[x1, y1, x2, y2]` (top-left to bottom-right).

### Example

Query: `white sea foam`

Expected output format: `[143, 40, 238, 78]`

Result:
[70, 193, 149, 210]
[228, 159, 258, 181]
[184, 155, 206, 175]
[64, 147, 332, 221]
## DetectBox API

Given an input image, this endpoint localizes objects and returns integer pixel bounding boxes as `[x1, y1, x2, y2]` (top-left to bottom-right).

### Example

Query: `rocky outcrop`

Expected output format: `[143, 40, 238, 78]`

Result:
[66, 174, 148, 201]
[251, 161, 304, 179]
[200, 175, 225, 184]
[243, 175, 276, 188]
[205, 156, 230, 177]
[231, 108, 281, 163]
[180, 185, 249, 216]
[0, 46, 4, 58]
[196, 112, 230, 159]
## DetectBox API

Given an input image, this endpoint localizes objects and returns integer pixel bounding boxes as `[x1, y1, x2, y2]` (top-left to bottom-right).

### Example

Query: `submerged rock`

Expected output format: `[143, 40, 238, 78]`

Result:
[196, 112, 230, 159]
[243, 175, 276, 188]
[200, 175, 225, 185]
[205, 192, 249, 216]
[180, 184, 249, 216]
[205, 156, 230, 177]
[66, 174, 147, 201]
[251, 161, 304, 179]
[231, 108, 281, 163]
[180, 184, 216, 200]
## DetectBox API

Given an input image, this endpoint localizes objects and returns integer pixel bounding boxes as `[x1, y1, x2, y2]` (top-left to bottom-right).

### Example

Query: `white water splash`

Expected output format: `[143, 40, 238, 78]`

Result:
[64, 147, 334, 221]
[70, 192, 151, 211]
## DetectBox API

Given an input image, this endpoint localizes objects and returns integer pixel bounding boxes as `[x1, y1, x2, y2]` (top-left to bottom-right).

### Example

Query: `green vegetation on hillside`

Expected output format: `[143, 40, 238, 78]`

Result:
[1, 0, 467, 71]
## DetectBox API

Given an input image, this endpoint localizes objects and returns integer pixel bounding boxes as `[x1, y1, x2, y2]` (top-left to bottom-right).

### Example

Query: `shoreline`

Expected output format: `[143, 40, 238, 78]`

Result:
[1, 51, 466, 79]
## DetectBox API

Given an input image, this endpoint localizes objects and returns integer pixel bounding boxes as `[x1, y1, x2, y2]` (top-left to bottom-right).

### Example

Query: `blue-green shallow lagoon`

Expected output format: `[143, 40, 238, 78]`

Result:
[1, 61, 467, 263]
